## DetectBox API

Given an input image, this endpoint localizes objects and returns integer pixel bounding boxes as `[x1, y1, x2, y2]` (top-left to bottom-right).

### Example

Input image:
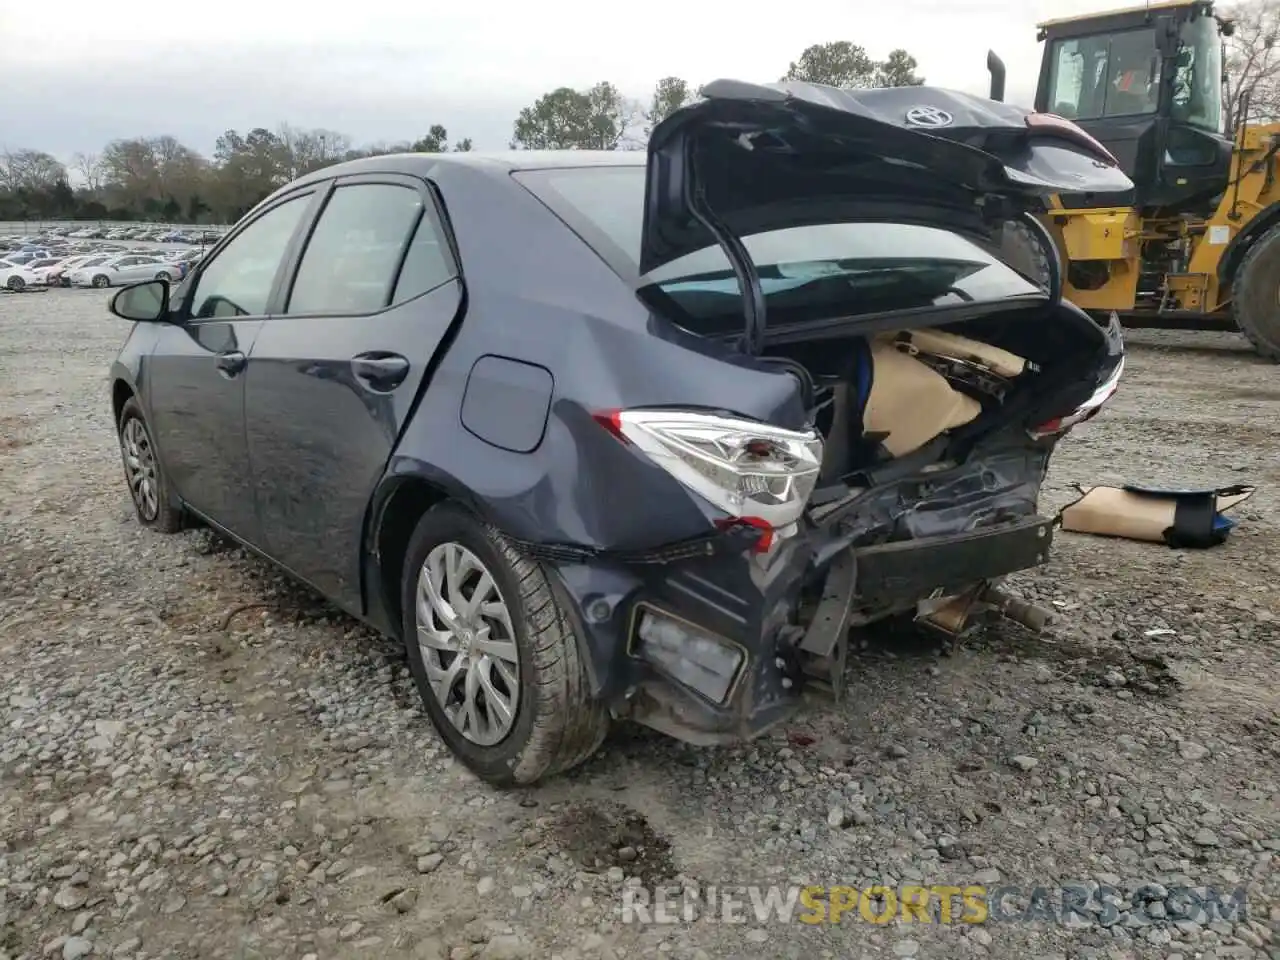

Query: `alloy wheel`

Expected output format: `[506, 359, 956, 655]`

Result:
[415, 542, 520, 747]
[121, 417, 159, 521]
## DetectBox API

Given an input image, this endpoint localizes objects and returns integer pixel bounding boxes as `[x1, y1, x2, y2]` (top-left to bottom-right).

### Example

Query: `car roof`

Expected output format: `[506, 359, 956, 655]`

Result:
[285, 149, 643, 191]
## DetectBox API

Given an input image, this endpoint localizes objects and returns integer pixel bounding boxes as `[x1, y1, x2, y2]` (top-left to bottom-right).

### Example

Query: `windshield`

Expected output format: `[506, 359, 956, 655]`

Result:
[513, 166, 1043, 336]
[1047, 28, 1160, 120]
[1174, 14, 1224, 133]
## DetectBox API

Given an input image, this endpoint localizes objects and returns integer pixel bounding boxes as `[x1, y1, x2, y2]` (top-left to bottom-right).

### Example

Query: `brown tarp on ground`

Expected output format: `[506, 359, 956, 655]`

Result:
[1058, 484, 1255, 548]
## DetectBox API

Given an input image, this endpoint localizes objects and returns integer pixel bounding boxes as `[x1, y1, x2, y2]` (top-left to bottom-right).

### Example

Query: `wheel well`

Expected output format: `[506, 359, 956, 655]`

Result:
[111, 379, 134, 426]
[374, 479, 450, 634]
[1218, 201, 1280, 285]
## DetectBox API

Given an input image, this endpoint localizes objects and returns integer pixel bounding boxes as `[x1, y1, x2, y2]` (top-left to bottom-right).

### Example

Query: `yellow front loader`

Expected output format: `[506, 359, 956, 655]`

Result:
[993, 0, 1280, 360]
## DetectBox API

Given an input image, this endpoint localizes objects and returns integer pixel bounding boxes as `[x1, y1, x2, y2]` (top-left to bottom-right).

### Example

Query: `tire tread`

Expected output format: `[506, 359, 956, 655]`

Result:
[488, 527, 608, 784]
[1233, 226, 1280, 362]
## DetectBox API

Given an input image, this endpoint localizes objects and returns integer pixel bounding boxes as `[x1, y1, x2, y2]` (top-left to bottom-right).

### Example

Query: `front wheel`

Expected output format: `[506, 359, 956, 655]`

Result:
[1234, 225, 1280, 362]
[92, 274, 110, 288]
[400, 503, 608, 787]
[117, 397, 183, 533]
[155, 271, 172, 282]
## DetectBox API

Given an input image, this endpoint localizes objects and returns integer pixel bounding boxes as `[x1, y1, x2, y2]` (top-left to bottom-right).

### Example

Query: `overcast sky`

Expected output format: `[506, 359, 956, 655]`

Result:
[1, 0, 1110, 163]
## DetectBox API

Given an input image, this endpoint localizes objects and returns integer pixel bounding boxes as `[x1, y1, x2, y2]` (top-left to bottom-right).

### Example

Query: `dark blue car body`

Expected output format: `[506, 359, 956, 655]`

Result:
[108, 79, 1127, 783]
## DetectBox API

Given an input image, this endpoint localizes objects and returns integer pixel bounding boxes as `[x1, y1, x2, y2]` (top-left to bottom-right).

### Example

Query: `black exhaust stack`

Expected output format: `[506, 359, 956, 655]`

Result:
[987, 50, 1006, 102]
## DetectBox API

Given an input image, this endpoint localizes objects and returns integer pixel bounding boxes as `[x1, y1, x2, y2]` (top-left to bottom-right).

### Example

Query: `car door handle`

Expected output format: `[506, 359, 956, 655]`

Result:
[351, 352, 410, 391]
[215, 350, 246, 376]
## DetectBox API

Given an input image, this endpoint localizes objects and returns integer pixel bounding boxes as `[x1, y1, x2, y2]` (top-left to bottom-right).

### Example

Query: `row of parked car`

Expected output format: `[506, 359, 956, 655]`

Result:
[0, 232, 212, 292]
[51, 223, 226, 245]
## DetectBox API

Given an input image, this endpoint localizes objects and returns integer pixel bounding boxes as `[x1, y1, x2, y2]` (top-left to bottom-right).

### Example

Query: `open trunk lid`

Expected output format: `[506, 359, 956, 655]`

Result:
[641, 80, 1133, 274]
[640, 80, 1135, 352]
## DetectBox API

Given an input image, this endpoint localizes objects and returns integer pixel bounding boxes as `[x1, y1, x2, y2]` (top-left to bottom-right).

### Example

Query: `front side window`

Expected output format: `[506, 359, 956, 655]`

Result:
[286, 183, 447, 315]
[189, 193, 311, 319]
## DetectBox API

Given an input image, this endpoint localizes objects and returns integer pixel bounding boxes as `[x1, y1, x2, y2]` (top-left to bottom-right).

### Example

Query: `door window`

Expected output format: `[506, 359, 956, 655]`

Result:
[285, 183, 454, 315]
[393, 207, 457, 303]
[1173, 14, 1223, 133]
[189, 194, 312, 319]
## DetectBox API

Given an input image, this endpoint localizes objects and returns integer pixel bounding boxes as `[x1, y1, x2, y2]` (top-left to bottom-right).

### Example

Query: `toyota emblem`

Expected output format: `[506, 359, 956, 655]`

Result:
[905, 105, 954, 128]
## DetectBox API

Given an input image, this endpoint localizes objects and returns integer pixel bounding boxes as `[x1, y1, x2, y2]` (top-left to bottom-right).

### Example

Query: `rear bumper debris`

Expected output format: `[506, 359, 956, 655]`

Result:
[547, 456, 1058, 745]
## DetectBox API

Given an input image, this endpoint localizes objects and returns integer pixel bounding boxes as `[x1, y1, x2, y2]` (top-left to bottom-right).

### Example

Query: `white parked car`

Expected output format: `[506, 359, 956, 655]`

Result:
[43, 255, 97, 287]
[22, 258, 67, 285]
[52, 254, 112, 287]
[0, 259, 39, 291]
[69, 255, 177, 289]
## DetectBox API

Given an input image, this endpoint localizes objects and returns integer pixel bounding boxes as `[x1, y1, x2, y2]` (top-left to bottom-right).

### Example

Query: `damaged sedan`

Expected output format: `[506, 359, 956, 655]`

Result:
[107, 79, 1129, 786]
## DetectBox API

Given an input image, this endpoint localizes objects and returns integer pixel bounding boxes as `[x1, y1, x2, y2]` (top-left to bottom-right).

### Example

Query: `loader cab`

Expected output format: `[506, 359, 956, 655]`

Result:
[1035, 0, 1233, 214]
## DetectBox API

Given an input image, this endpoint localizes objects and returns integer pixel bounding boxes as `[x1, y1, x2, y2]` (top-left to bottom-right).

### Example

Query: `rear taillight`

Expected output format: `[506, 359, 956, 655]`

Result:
[1029, 357, 1124, 439]
[593, 409, 824, 542]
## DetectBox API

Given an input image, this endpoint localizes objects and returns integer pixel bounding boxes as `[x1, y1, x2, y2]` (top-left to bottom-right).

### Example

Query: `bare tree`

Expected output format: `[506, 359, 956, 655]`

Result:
[275, 124, 352, 178]
[1222, 0, 1280, 129]
[71, 152, 103, 193]
[0, 149, 67, 192]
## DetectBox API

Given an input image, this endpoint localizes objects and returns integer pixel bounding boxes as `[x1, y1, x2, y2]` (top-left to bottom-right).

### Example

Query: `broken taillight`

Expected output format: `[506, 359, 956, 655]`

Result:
[593, 408, 824, 545]
[1029, 357, 1124, 439]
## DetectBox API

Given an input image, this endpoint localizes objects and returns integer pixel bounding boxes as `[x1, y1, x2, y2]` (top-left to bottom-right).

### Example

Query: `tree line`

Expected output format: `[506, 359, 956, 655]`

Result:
[0, 40, 922, 224]
[2, 9, 1275, 225]
[0, 124, 474, 226]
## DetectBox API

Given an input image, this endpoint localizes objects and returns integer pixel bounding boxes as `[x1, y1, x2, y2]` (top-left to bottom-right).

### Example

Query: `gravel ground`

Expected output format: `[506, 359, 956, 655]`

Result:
[1, 288, 1278, 960]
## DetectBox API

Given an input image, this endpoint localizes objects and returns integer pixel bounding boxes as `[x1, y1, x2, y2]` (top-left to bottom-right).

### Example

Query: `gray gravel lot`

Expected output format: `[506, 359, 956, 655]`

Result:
[1, 289, 1278, 960]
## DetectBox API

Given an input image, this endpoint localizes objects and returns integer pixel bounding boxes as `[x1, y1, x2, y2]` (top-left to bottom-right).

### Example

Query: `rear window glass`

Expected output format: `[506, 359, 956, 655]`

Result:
[513, 166, 1043, 336]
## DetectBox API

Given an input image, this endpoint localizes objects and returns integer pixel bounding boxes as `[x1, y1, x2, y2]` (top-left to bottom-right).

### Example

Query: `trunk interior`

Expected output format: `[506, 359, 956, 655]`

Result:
[758, 301, 1108, 489]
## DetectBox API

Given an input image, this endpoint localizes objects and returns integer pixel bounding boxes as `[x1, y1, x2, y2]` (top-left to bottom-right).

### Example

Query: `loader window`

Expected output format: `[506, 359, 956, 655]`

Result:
[1047, 28, 1159, 120]
[1174, 14, 1224, 133]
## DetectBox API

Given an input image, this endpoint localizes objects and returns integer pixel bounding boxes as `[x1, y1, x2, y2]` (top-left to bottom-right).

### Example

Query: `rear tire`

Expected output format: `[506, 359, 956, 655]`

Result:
[6, 276, 24, 291]
[155, 271, 172, 282]
[1234, 225, 1280, 362]
[400, 503, 608, 787]
[117, 397, 183, 533]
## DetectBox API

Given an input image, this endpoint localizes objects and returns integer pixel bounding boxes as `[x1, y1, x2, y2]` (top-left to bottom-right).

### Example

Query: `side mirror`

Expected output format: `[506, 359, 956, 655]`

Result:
[109, 279, 170, 323]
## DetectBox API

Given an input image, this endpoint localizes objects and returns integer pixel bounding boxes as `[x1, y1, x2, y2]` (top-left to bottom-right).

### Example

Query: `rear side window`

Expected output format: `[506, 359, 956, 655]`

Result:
[513, 166, 644, 278]
[514, 165, 1043, 337]
[286, 183, 454, 315]
[392, 213, 455, 303]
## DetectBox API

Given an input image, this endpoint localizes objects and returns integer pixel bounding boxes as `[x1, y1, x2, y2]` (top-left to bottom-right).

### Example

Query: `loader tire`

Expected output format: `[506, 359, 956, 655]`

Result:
[1234, 225, 1280, 363]
[999, 218, 1055, 292]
